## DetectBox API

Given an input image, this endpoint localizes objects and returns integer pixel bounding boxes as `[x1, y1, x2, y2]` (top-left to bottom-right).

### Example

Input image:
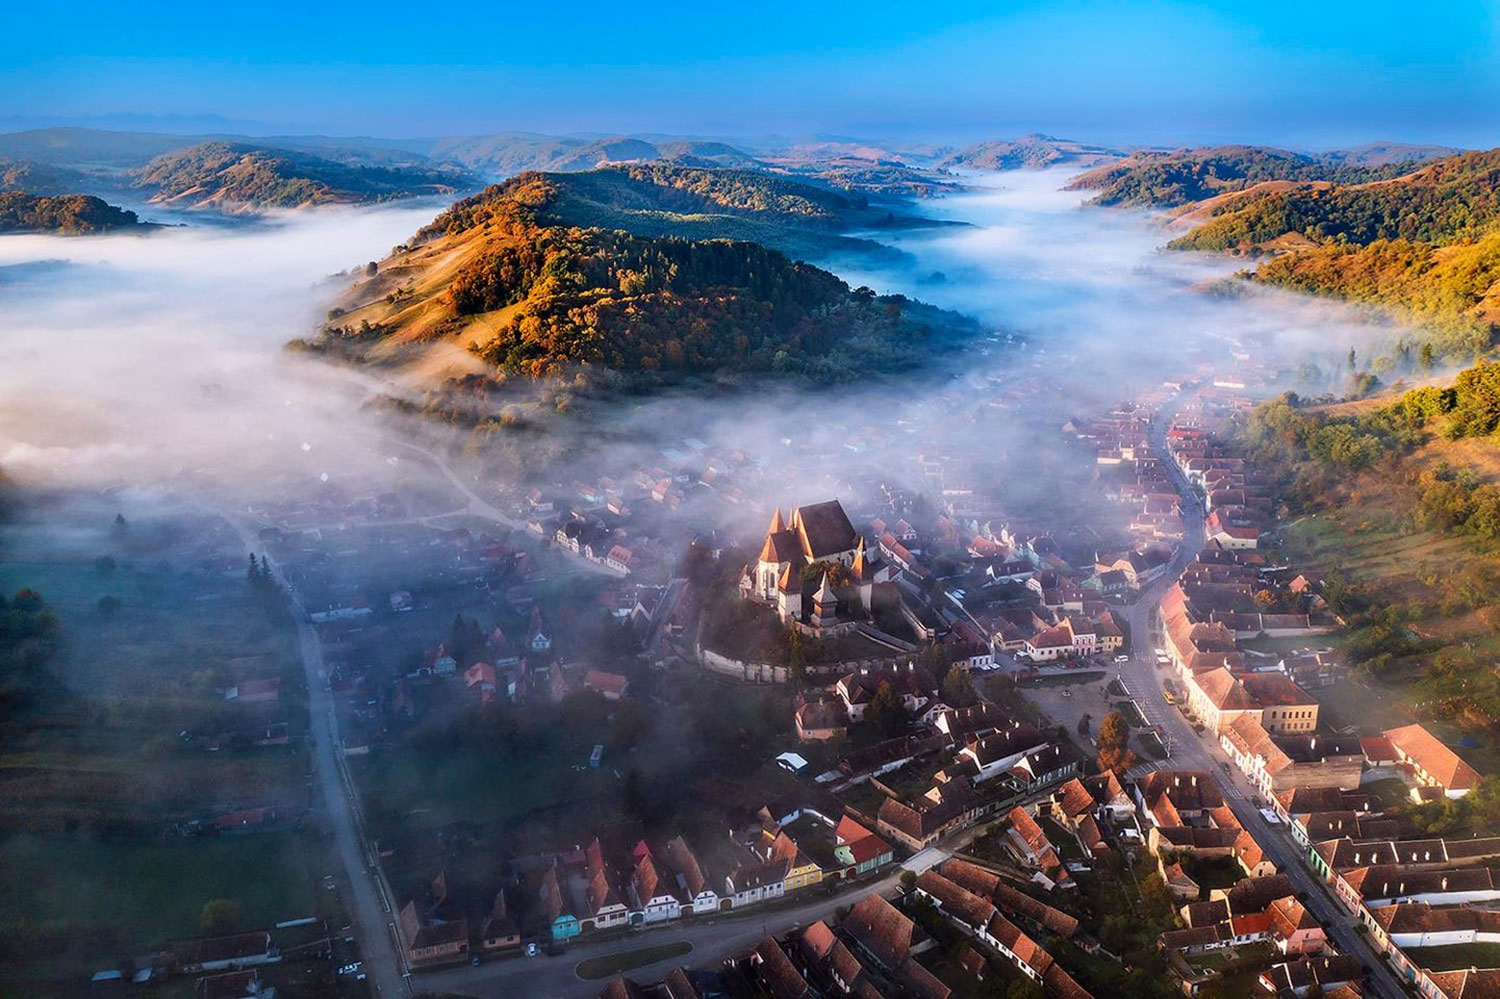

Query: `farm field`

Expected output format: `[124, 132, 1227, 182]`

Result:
[0, 499, 327, 992]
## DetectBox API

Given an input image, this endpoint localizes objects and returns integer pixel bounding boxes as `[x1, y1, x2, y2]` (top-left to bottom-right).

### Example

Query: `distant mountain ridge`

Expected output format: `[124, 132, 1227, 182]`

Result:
[133, 141, 475, 212]
[0, 126, 966, 210]
[940, 134, 1125, 171]
[425, 133, 765, 175]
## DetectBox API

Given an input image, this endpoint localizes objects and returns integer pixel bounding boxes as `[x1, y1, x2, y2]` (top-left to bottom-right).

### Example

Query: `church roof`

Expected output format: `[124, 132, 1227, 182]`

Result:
[760, 529, 804, 565]
[777, 564, 799, 593]
[794, 500, 858, 560]
[768, 508, 786, 534]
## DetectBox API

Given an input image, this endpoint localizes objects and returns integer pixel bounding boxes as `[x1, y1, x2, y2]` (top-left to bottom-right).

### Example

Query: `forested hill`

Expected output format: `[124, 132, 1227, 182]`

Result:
[0, 192, 148, 235]
[1067, 143, 1458, 209]
[1165, 149, 1500, 360]
[1170, 149, 1500, 251]
[134, 142, 476, 212]
[296, 170, 979, 386]
[1242, 365, 1500, 734]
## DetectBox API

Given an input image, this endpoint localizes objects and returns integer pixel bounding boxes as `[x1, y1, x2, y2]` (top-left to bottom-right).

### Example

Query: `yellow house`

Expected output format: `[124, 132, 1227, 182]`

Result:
[765, 829, 823, 890]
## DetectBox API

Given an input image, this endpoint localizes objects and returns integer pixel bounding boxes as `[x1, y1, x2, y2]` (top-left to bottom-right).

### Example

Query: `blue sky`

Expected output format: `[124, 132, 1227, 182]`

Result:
[4, 0, 1497, 146]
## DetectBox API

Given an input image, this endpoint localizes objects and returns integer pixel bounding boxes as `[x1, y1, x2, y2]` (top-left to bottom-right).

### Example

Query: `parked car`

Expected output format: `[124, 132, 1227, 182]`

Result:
[526, 942, 541, 958]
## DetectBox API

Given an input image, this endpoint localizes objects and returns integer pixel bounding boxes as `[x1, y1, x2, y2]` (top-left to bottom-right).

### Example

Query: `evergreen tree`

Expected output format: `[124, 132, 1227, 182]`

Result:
[866, 680, 909, 738]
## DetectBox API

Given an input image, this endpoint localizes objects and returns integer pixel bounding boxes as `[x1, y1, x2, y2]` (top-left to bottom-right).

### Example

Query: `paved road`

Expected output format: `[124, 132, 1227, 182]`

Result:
[226, 515, 409, 999]
[414, 790, 998, 997]
[419, 870, 903, 998]
[1113, 397, 1405, 999]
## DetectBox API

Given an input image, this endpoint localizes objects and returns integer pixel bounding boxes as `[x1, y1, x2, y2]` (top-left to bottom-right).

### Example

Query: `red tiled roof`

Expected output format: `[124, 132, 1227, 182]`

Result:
[753, 937, 810, 999]
[1384, 724, 1482, 792]
[842, 893, 914, 971]
[916, 870, 996, 929]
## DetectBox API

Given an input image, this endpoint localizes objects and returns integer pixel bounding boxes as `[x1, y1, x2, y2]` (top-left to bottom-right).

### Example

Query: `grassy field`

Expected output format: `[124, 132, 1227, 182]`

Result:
[354, 733, 601, 831]
[1284, 508, 1478, 608]
[1311, 675, 1411, 734]
[0, 831, 323, 992]
[0, 502, 324, 993]
[574, 940, 693, 980]
[1284, 491, 1500, 772]
[1405, 942, 1500, 972]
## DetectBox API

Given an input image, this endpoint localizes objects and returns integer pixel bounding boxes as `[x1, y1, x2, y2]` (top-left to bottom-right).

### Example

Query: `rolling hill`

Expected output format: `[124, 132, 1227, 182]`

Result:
[1143, 149, 1500, 361]
[516, 162, 949, 252]
[1242, 364, 1500, 757]
[1169, 149, 1500, 251]
[940, 134, 1123, 171]
[133, 142, 476, 212]
[0, 159, 100, 197]
[294, 168, 978, 387]
[1068, 144, 1457, 209]
[0, 192, 148, 234]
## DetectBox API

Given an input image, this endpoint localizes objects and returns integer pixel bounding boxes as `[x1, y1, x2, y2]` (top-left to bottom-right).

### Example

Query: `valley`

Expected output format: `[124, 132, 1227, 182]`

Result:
[2, 119, 1499, 999]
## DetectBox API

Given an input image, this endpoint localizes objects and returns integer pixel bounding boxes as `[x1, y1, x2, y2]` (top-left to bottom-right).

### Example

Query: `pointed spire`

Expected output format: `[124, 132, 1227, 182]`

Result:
[759, 533, 781, 564]
[852, 537, 869, 580]
[814, 570, 836, 605]
[760, 508, 790, 564]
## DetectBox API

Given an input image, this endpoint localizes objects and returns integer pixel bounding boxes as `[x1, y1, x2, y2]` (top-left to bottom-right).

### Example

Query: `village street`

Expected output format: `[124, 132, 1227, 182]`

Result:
[1110, 401, 1407, 999]
[420, 873, 903, 998]
[221, 512, 409, 999]
[416, 833, 976, 997]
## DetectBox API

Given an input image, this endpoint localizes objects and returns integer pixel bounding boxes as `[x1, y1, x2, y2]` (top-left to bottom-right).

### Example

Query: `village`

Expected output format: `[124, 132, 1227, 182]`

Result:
[96, 323, 1491, 999]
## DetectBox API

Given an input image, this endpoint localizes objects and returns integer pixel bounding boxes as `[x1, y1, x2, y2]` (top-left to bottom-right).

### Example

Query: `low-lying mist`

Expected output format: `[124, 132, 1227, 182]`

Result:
[0, 170, 1438, 538]
[0, 205, 439, 498]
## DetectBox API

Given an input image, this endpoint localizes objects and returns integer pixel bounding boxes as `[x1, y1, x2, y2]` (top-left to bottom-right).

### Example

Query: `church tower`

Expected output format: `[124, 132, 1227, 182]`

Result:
[810, 571, 838, 631]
